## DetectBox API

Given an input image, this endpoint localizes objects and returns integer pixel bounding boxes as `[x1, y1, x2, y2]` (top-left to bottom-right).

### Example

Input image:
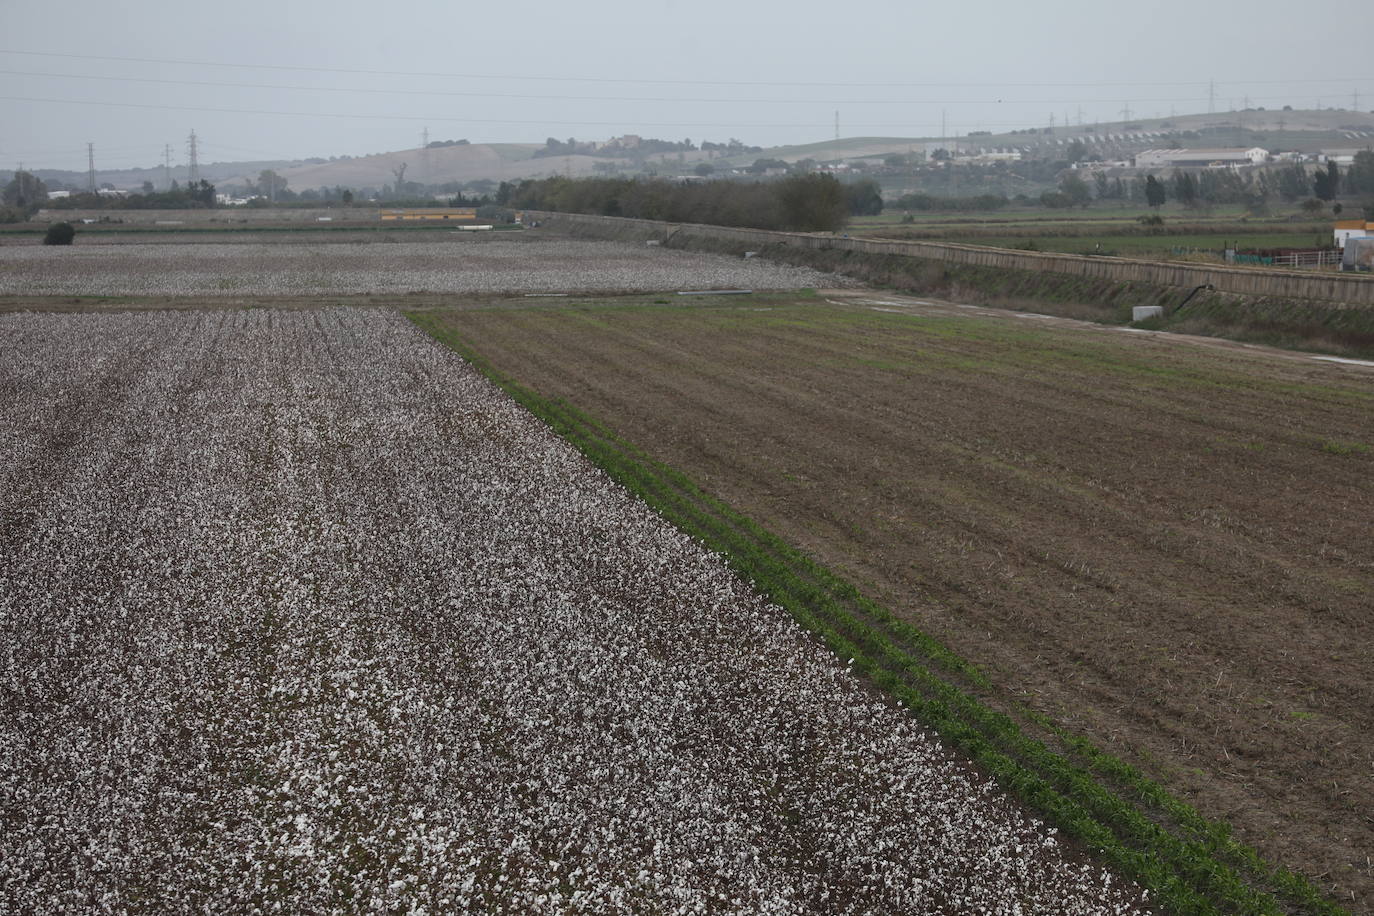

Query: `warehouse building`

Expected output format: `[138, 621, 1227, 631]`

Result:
[1132, 148, 1269, 168]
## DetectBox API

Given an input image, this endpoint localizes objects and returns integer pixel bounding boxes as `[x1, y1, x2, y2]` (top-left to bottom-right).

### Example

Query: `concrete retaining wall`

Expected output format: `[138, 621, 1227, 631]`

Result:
[530, 211, 1374, 308]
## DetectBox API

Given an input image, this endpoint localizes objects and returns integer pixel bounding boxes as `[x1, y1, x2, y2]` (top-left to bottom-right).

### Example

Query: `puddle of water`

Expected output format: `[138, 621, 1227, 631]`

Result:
[1312, 355, 1374, 367]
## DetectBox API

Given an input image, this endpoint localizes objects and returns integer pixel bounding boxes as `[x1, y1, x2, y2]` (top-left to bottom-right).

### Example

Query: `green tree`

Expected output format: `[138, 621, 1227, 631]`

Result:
[748, 158, 788, 174]
[843, 178, 884, 216]
[776, 173, 847, 231]
[1276, 163, 1309, 202]
[693, 162, 716, 177]
[1039, 189, 1073, 209]
[255, 169, 288, 202]
[1144, 175, 1167, 208]
[3, 170, 48, 210]
[1346, 151, 1374, 195]
[1065, 140, 1088, 163]
[188, 179, 216, 207]
[1058, 174, 1092, 208]
[1171, 169, 1199, 207]
[1313, 161, 1340, 201]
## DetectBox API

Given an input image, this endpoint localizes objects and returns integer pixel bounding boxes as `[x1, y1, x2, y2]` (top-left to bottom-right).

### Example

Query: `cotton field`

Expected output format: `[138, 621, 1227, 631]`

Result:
[0, 236, 844, 296]
[0, 308, 1148, 914]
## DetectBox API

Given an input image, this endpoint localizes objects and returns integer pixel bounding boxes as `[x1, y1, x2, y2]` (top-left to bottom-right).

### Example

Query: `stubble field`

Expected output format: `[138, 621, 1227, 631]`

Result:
[418, 291, 1374, 912]
[0, 307, 1148, 914]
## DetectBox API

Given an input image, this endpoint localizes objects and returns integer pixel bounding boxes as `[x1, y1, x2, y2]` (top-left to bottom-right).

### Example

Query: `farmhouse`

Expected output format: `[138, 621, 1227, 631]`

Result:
[1334, 219, 1372, 249]
[1133, 147, 1269, 168]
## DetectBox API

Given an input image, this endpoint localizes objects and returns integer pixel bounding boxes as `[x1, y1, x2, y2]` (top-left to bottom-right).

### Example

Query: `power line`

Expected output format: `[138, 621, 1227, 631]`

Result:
[0, 68, 1288, 106]
[0, 94, 1096, 130]
[3, 48, 1373, 90]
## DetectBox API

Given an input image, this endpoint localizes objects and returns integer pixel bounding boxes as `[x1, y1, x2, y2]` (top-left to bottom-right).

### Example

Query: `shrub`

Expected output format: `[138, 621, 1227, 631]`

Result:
[43, 222, 76, 246]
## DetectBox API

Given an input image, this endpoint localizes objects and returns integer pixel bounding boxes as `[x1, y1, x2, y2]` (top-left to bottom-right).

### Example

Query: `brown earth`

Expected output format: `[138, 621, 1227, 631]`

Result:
[426, 289, 1374, 911]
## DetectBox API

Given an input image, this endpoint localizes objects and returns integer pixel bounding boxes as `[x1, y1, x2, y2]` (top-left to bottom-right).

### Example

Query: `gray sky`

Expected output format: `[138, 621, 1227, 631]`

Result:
[3, 0, 1369, 172]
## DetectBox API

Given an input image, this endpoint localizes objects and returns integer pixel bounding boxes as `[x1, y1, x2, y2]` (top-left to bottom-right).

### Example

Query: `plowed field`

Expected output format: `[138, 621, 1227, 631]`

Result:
[420, 290, 1374, 911]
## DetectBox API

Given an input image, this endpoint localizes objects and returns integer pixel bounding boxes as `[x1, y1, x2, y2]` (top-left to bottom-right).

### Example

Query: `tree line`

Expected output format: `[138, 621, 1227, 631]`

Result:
[503, 174, 881, 232]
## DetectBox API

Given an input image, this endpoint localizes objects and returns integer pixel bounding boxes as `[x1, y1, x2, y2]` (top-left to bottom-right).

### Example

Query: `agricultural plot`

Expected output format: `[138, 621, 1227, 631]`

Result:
[419, 293, 1374, 913]
[0, 234, 842, 297]
[0, 309, 1148, 913]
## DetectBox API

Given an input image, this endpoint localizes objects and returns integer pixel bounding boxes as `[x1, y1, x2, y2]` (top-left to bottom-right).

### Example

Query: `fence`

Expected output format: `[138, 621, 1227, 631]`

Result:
[529, 211, 1374, 308]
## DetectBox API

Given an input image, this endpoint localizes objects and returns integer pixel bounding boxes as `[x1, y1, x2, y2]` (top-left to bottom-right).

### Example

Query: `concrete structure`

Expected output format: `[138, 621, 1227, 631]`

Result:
[1343, 238, 1374, 271]
[1133, 148, 1268, 168]
[1335, 220, 1372, 249]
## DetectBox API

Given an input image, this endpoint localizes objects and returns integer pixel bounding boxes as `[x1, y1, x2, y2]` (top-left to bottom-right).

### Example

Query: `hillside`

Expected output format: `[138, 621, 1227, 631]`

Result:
[27, 109, 1374, 193]
[220, 142, 644, 191]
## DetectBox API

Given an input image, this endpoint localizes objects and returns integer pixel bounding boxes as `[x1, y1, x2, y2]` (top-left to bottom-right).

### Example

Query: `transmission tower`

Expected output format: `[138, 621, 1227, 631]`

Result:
[1208, 79, 1216, 114]
[163, 144, 173, 189]
[87, 142, 95, 192]
[187, 130, 199, 182]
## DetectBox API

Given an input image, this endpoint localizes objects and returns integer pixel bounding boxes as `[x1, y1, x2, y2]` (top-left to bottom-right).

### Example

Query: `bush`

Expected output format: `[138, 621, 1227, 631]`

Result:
[43, 222, 76, 246]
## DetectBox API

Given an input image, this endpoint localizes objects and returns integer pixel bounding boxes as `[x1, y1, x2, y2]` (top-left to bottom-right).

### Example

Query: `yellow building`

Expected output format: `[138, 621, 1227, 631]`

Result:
[380, 208, 478, 221]
[1334, 219, 1372, 249]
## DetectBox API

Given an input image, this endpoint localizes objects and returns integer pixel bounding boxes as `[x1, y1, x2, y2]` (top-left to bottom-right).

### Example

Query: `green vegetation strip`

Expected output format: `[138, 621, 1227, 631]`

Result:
[410, 310, 1348, 916]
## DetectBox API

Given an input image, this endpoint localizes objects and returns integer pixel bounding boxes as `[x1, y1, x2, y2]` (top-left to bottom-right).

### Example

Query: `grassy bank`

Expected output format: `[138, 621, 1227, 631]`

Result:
[410, 308, 1350, 916]
[680, 234, 1374, 359]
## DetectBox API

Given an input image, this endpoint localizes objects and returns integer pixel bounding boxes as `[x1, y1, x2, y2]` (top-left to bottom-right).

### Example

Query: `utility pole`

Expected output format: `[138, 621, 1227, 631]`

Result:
[1208, 79, 1216, 114]
[1355, 89, 1362, 111]
[833, 110, 839, 162]
[187, 130, 199, 182]
[87, 142, 95, 192]
[163, 144, 172, 189]
[421, 127, 430, 185]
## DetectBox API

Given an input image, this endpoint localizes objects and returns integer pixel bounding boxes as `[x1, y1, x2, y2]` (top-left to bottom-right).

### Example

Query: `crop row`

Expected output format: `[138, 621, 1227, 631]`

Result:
[0, 308, 1145, 914]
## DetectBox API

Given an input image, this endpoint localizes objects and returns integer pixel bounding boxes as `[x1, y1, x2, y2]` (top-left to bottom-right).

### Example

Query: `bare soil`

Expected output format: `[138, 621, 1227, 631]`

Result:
[428, 290, 1374, 911]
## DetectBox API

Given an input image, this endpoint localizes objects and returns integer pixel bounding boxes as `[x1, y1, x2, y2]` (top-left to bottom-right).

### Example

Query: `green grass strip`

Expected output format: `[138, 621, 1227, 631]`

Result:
[409, 310, 1349, 916]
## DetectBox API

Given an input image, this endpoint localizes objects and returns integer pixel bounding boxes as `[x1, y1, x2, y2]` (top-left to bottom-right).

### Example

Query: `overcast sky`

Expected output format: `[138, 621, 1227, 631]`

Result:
[3, 0, 1370, 172]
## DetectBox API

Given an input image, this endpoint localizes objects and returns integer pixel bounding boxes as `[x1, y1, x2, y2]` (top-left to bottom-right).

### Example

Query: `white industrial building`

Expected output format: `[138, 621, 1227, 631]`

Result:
[1132, 148, 1269, 168]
